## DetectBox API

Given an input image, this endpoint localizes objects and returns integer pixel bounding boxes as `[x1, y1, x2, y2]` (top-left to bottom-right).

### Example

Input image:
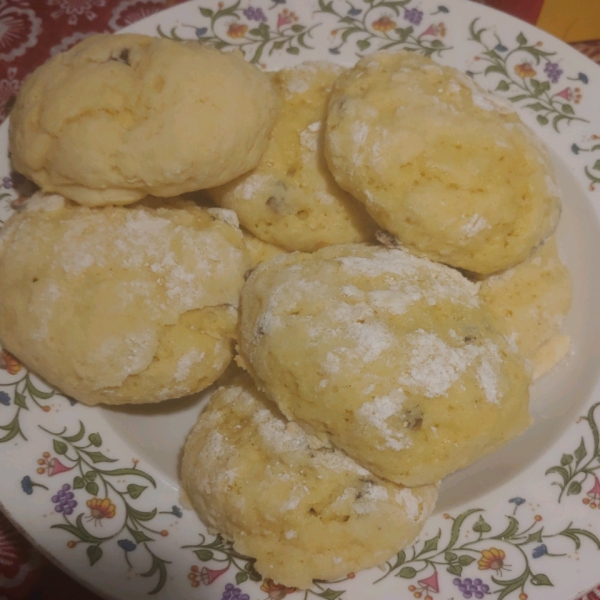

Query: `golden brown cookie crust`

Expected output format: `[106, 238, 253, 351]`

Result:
[0, 194, 251, 405]
[9, 34, 278, 206]
[181, 370, 438, 589]
[238, 244, 531, 486]
[325, 50, 561, 274]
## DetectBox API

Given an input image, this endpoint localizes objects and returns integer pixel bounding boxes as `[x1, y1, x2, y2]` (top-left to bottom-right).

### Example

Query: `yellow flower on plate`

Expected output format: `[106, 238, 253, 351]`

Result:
[86, 497, 116, 522]
[227, 23, 248, 38]
[478, 547, 507, 572]
[372, 16, 397, 31]
[514, 62, 536, 78]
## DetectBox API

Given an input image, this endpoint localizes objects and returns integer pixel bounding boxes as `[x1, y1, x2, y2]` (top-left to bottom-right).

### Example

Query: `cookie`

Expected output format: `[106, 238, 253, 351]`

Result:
[209, 61, 376, 252]
[181, 370, 438, 589]
[0, 193, 251, 405]
[479, 235, 572, 379]
[238, 244, 531, 487]
[325, 50, 561, 275]
[241, 228, 287, 268]
[9, 34, 278, 206]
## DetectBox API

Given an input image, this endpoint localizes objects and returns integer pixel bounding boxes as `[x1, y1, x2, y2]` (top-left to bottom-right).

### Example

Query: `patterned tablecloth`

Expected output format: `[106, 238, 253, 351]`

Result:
[0, 1, 599, 599]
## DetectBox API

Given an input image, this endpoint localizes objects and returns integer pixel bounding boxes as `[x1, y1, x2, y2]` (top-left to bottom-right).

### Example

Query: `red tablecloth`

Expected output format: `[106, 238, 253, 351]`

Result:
[0, 1, 599, 599]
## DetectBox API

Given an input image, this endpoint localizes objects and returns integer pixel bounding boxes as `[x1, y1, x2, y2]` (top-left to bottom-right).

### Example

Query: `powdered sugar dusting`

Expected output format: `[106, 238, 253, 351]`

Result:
[395, 487, 422, 522]
[237, 174, 270, 200]
[353, 482, 389, 514]
[224, 380, 374, 477]
[337, 249, 479, 308]
[456, 72, 514, 114]
[476, 341, 502, 404]
[286, 77, 310, 95]
[398, 330, 502, 403]
[461, 214, 489, 238]
[351, 121, 369, 164]
[207, 207, 240, 229]
[315, 451, 370, 476]
[398, 330, 480, 398]
[358, 391, 409, 451]
[25, 192, 66, 213]
[300, 121, 321, 153]
[174, 349, 206, 382]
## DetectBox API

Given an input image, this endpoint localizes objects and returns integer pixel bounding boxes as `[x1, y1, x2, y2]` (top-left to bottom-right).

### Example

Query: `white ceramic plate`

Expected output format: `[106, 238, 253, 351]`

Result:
[1, 1, 600, 599]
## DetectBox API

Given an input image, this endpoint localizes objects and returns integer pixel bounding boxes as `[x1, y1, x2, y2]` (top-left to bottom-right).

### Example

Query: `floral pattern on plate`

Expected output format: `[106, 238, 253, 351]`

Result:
[157, 1, 319, 64]
[466, 18, 589, 132]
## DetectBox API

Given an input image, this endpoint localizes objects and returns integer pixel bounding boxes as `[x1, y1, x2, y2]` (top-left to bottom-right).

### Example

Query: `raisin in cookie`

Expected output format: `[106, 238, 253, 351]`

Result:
[0, 193, 250, 405]
[238, 244, 531, 487]
[181, 370, 438, 589]
[325, 50, 561, 275]
[9, 34, 278, 206]
[209, 61, 376, 252]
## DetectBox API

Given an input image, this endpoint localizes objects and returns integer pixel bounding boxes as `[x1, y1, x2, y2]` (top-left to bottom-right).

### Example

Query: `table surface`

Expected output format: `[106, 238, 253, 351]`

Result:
[0, 1, 599, 599]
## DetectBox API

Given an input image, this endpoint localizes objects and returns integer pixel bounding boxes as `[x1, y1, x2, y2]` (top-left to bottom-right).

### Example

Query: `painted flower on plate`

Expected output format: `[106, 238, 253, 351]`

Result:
[86, 497, 116, 523]
[227, 23, 248, 38]
[20, 476, 33, 495]
[260, 579, 297, 598]
[514, 61, 536, 78]
[118, 539, 136, 552]
[421, 22, 446, 37]
[477, 547, 507, 573]
[372, 15, 396, 31]
[544, 61, 563, 83]
[243, 7, 267, 22]
[51, 484, 77, 516]
[453, 577, 490, 599]
[404, 8, 423, 25]
[221, 583, 249, 600]
[0, 349, 22, 375]
[277, 9, 298, 28]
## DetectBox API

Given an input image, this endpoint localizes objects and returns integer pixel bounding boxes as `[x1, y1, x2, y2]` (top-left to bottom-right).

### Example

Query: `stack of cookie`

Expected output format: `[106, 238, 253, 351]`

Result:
[0, 35, 572, 588]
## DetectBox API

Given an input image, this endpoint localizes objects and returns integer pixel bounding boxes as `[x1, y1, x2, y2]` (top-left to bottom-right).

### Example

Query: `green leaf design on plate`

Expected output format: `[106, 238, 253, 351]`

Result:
[87, 545, 103, 566]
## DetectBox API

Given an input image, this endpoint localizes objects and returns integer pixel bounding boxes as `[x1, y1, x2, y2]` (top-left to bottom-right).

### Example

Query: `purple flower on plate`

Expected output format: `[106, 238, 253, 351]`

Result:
[0, 391, 10, 406]
[544, 61, 563, 83]
[532, 544, 548, 558]
[51, 483, 77, 516]
[221, 583, 250, 600]
[2, 176, 12, 189]
[20, 476, 47, 495]
[404, 8, 423, 25]
[21, 476, 33, 495]
[243, 7, 267, 21]
[453, 577, 490, 599]
[509, 496, 525, 506]
[118, 539, 137, 552]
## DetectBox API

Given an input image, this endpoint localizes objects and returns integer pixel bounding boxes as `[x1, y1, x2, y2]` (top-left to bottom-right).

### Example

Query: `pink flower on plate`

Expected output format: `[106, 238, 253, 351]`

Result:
[0, 1, 42, 62]
[555, 86, 582, 103]
[583, 476, 600, 508]
[48, 0, 107, 27]
[421, 22, 447, 38]
[277, 9, 298, 29]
